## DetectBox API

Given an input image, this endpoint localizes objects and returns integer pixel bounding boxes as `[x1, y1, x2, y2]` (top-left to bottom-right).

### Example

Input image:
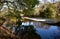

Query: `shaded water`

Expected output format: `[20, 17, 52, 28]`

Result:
[22, 22, 60, 39]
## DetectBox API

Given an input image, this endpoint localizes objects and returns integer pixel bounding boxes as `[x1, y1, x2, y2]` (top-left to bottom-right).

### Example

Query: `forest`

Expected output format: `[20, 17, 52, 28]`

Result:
[0, 0, 60, 39]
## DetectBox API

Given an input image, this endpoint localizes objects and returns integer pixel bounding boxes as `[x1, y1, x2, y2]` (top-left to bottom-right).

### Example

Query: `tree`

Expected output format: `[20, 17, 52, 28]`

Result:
[18, 0, 39, 8]
[39, 3, 58, 19]
[23, 8, 34, 17]
[17, 0, 39, 17]
[0, 0, 39, 24]
[55, 2, 60, 19]
[0, 0, 39, 36]
[40, 5, 53, 18]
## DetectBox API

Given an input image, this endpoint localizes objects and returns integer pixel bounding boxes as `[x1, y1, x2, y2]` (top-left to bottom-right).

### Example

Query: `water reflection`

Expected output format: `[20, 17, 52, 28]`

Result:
[22, 22, 60, 39]
[36, 26, 60, 39]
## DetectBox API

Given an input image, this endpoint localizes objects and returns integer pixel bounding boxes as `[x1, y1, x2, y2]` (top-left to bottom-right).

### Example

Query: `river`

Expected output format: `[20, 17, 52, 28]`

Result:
[22, 21, 60, 39]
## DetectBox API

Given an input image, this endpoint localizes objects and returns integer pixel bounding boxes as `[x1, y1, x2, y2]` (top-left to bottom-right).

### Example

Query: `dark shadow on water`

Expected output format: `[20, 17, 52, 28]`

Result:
[22, 22, 60, 39]
[17, 25, 41, 39]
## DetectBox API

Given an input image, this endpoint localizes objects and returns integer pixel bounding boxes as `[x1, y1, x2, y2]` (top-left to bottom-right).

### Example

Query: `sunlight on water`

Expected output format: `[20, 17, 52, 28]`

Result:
[22, 22, 60, 39]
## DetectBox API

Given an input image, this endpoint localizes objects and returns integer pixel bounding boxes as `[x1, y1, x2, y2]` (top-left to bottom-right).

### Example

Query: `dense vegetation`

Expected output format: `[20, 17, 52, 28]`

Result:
[0, 0, 41, 39]
[0, 0, 60, 39]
